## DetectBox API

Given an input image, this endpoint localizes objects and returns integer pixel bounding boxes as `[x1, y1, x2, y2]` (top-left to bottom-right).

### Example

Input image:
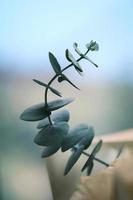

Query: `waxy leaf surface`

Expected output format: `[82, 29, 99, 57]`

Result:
[20, 103, 51, 121]
[37, 109, 70, 129]
[49, 52, 61, 75]
[64, 145, 84, 175]
[21, 99, 73, 122]
[77, 127, 94, 149]
[66, 49, 83, 75]
[41, 145, 60, 158]
[47, 98, 74, 111]
[34, 122, 69, 146]
[61, 124, 90, 152]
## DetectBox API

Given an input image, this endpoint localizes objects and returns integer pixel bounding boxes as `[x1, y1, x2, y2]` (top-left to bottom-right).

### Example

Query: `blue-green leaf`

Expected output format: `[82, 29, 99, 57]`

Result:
[37, 109, 70, 129]
[77, 127, 94, 149]
[73, 43, 83, 56]
[65, 49, 71, 62]
[49, 52, 61, 75]
[47, 98, 74, 111]
[20, 103, 51, 121]
[34, 122, 69, 146]
[61, 124, 90, 152]
[41, 145, 60, 158]
[81, 153, 93, 172]
[60, 74, 80, 90]
[33, 79, 62, 97]
[64, 145, 84, 175]
[65, 49, 83, 75]
[92, 140, 102, 156]
[83, 55, 99, 68]
[20, 99, 73, 121]
[37, 118, 49, 129]
[86, 160, 94, 175]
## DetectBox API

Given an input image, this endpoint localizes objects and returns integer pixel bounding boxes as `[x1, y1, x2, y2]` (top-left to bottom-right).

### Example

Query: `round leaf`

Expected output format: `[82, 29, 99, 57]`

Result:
[61, 124, 90, 152]
[77, 127, 94, 149]
[37, 118, 50, 129]
[34, 122, 69, 146]
[20, 103, 51, 121]
[37, 109, 70, 129]
[53, 109, 70, 123]
[65, 49, 71, 62]
[41, 145, 60, 158]
[64, 145, 84, 175]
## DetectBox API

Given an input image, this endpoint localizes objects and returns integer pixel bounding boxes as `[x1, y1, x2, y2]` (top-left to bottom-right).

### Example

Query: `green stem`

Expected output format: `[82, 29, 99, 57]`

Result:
[44, 49, 90, 124]
[82, 151, 109, 167]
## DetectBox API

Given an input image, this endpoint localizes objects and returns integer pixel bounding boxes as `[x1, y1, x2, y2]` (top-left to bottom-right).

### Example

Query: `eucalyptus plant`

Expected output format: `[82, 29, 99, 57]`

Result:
[20, 40, 109, 175]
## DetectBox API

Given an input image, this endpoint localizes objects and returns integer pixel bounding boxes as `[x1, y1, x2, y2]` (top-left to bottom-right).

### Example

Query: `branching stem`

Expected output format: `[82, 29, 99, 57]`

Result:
[81, 151, 109, 167]
[44, 49, 90, 124]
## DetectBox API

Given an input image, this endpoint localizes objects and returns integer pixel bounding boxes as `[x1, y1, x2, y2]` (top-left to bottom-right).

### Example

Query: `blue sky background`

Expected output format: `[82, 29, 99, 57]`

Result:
[1, 0, 133, 82]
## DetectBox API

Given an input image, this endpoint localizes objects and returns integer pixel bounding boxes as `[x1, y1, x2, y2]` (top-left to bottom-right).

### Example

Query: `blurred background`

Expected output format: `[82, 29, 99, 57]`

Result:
[0, 0, 133, 199]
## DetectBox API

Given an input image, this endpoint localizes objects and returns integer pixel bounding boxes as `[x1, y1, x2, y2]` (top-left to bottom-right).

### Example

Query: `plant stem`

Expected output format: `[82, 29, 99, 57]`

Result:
[48, 116, 52, 125]
[44, 49, 90, 124]
[82, 151, 109, 167]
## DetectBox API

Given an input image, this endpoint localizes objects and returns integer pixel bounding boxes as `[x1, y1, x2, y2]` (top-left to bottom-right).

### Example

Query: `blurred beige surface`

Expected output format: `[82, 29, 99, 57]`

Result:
[1, 156, 53, 200]
[94, 128, 133, 144]
[70, 141, 133, 200]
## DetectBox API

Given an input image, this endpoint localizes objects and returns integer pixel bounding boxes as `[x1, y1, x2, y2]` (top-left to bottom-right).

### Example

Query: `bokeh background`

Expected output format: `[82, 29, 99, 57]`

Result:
[0, 0, 133, 199]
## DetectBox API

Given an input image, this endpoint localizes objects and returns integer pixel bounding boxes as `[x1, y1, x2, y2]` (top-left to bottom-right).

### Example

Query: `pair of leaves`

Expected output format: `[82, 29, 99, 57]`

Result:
[37, 109, 70, 129]
[40, 110, 70, 158]
[63, 124, 94, 175]
[49, 52, 80, 90]
[62, 124, 94, 152]
[34, 121, 69, 146]
[64, 145, 84, 175]
[66, 49, 83, 76]
[73, 42, 99, 68]
[20, 98, 74, 121]
[81, 140, 102, 172]
[33, 79, 62, 97]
